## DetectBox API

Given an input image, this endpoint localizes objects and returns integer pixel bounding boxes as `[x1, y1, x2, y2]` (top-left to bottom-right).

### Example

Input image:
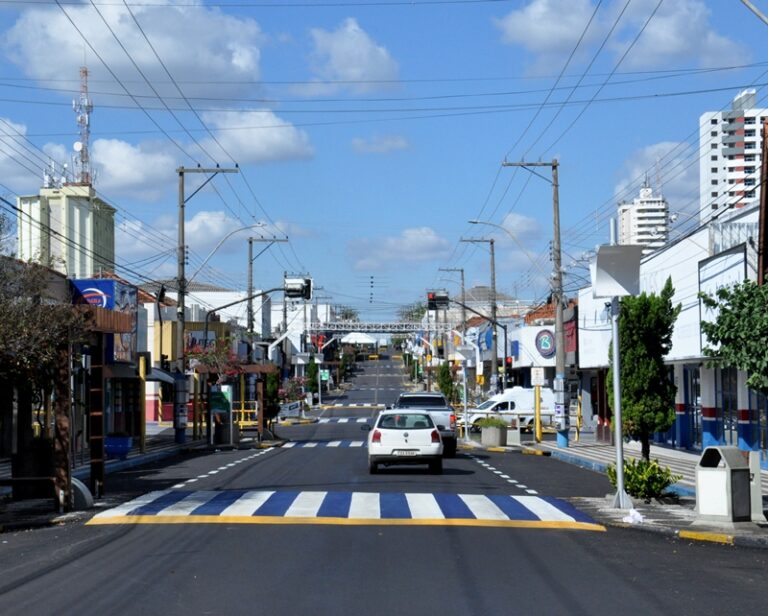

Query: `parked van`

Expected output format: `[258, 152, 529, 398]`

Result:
[466, 386, 555, 432]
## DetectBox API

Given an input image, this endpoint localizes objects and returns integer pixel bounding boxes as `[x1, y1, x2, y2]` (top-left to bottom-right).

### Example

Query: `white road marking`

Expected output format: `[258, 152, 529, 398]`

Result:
[285, 491, 327, 517]
[349, 492, 380, 519]
[219, 491, 275, 517]
[405, 493, 445, 519]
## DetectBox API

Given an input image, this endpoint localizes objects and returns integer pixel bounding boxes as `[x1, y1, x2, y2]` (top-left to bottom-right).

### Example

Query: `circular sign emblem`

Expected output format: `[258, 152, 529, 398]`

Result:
[535, 329, 556, 359]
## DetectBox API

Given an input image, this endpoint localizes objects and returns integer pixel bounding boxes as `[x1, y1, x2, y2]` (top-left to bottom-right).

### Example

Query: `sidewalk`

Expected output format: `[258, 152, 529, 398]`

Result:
[475, 431, 768, 548]
[0, 425, 208, 532]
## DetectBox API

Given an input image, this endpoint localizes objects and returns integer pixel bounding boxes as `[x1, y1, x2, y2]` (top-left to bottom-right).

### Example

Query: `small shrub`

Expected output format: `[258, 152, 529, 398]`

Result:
[607, 458, 682, 501]
[476, 416, 509, 429]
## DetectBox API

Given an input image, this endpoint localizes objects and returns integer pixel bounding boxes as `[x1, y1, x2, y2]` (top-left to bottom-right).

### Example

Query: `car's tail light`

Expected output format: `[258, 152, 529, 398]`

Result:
[431, 430, 440, 443]
[450, 414, 456, 429]
[372, 429, 382, 443]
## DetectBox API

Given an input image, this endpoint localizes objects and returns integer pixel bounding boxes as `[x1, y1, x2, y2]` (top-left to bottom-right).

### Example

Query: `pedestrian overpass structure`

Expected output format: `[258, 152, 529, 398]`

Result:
[308, 321, 455, 334]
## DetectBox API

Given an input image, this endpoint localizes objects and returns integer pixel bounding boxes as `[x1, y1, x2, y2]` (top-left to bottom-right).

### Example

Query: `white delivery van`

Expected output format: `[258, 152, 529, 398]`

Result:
[466, 386, 555, 432]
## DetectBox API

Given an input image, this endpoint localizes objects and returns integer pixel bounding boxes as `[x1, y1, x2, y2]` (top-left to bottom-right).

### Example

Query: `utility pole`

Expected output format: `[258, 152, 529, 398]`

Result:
[247, 237, 288, 363]
[461, 238, 499, 392]
[758, 119, 768, 285]
[176, 165, 237, 445]
[502, 159, 568, 446]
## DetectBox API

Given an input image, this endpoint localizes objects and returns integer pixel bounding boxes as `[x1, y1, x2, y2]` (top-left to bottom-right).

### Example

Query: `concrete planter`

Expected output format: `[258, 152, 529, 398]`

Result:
[481, 426, 507, 447]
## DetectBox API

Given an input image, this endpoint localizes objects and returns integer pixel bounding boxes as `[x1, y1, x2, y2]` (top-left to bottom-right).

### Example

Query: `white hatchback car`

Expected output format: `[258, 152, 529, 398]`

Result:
[363, 410, 444, 474]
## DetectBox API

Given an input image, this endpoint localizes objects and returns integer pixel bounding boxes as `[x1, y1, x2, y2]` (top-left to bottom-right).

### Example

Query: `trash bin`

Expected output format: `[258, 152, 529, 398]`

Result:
[695, 446, 751, 523]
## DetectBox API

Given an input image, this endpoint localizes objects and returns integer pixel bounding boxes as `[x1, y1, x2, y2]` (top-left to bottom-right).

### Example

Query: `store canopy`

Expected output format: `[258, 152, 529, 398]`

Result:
[340, 332, 377, 345]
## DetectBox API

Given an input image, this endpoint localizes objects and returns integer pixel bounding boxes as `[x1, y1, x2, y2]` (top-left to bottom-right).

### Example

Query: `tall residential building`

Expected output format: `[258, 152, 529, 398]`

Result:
[617, 182, 669, 254]
[17, 184, 115, 278]
[699, 89, 766, 223]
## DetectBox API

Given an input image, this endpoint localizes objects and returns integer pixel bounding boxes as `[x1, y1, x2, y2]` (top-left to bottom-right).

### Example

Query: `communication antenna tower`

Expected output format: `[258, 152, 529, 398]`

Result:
[70, 66, 94, 186]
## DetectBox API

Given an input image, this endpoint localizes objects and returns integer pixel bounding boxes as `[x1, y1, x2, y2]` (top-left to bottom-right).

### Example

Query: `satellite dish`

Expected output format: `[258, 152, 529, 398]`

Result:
[73, 141, 83, 152]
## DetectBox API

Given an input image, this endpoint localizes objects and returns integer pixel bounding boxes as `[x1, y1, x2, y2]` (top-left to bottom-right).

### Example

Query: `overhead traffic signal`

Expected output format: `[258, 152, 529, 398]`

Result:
[427, 291, 437, 310]
[285, 276, 313, 300]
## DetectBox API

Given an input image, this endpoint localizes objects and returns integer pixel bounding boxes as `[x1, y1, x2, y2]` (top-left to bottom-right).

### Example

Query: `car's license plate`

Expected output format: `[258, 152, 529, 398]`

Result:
[393, 449, 417, 456]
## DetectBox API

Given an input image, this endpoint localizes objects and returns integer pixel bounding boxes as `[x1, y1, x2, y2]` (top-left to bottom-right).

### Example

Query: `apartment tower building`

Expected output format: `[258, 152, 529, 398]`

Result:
[617, 182, 669, 255]
[699, 89, 766, 223]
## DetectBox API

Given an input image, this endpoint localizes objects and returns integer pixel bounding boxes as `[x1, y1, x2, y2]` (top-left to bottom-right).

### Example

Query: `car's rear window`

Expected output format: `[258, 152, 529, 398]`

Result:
[397, 395, 447, 407]
[377, 414, 434, 430]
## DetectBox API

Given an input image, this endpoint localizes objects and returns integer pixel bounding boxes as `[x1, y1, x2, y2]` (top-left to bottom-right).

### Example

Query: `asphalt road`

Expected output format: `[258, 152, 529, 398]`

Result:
[0, 358, 766, 615]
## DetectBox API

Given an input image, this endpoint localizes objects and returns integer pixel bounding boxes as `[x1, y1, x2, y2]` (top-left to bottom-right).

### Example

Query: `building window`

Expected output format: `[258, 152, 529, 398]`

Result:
[745, 178, 756, 186]
[711, 192, 718, 197]
[746, 154, 755, 161]
[711, 180, 718, 185]
[711, 143, 718, 149]
[747, 190, 756, 198]
[711, 118, 718, 125]
[746, 142, 756, 149]
[745, 166, 755, 173]
[746, 130, 756, 137]
[711, 155, 718, 161]
[710, 167, 717, 173]
[710, 131, 718, 137]
[745, 117, 756, 124]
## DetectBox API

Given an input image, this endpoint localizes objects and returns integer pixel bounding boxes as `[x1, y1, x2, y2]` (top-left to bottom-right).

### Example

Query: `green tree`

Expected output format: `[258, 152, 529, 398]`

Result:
[607, 277, 681, 461]
[264, 372, 281, 421]
[398, 302, 426, 322]
[700, 279, 768, 394]
[306, 355, 319, 395]
[437, 362, 455, 402]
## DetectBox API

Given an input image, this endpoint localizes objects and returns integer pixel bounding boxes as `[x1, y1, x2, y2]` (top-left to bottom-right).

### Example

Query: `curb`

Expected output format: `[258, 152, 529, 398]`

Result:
[277, 418, 318, 426]
[597, 518, 768, 549]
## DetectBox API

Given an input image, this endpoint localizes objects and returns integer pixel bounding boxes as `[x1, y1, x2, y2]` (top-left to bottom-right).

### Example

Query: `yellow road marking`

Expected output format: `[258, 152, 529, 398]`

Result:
[678, 530, 734, 545]
[87, 515, 606, 531]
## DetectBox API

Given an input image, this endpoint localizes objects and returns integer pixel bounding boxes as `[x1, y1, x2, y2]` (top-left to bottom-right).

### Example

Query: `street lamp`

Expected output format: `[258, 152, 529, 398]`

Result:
[461, 237, 499, 392]
[187, 223, 265, 288]
[468, 219, 550, 278]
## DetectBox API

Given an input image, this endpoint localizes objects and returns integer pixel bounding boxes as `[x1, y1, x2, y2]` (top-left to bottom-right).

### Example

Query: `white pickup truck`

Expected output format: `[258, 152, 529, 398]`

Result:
[464, 386, 555, 433]
[392, 392, 458, 457]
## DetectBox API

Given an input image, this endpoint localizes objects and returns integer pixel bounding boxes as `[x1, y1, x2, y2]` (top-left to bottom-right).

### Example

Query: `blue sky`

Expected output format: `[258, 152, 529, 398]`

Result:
[0, 0, 766, 320]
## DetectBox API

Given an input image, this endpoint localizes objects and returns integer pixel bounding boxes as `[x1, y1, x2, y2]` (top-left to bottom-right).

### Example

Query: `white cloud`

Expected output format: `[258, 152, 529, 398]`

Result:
[615, 0, 745, 69]
[614, 141, 699, 215]
[349, 227, 451, 270]
[92, 139, 176, 199]
[494, 0, 745, 70]
[0, 118, 45, 191]
[494, 0, 597, 56]
[4, 2, 265, 99]
[499, 212, 542, 242]
[307, 18, 399, 94]
[201, 110, 313, 163]
[351, 134, 409, 154]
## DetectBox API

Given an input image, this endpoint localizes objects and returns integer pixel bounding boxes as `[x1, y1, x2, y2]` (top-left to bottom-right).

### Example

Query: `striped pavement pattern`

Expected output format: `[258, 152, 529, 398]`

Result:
[317, 418, 371, 424]
[87, 489, 604, 531]
[322, 403, 386, 408]
[283, 440, 366, 448]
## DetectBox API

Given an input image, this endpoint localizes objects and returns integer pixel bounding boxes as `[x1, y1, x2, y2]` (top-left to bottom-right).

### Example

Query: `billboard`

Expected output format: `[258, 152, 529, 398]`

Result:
[72, 278, 138, 364]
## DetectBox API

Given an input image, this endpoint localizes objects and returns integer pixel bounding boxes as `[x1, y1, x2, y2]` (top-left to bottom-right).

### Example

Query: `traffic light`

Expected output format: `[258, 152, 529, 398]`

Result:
[505, 356, 513, 380]
[285, 276, 313, 300]
[427, 291, 437, 310]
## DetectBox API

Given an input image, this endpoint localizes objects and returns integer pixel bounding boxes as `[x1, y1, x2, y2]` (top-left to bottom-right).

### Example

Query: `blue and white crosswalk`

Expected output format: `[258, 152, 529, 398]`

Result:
[282, 440, 366, 448]
[88, 489, 604, 531]
[317, 418, 371, 424]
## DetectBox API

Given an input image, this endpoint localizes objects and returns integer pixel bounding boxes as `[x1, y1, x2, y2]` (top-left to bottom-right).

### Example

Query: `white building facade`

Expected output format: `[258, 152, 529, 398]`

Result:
[17, 184, 115, 278]
[617, 184, 669, 254]
[699, 89, 766, 223]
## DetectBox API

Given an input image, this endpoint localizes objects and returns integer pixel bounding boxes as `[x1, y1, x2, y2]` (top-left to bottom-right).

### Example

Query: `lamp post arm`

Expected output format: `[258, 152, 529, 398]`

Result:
[188, 224, 264, 287]
[203, 287, 283, 353]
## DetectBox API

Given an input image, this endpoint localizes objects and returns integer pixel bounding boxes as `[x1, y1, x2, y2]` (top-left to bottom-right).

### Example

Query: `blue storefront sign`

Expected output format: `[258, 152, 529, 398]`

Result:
[72, 279, 138, 364]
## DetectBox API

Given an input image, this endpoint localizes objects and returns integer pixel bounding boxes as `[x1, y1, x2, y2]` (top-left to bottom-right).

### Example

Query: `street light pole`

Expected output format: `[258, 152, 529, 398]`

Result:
[501, 159, 568, 447]
[175, 166, 238, 445]
[461, 238, 499, 392]
[247, 237, 288, 363]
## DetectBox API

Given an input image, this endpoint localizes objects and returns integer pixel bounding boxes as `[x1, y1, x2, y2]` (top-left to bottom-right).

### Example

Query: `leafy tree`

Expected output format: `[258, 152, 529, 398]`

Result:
[186, 336, 243, 385]
[306, 355, 319, 395]
[264, 372, 281, 421]
[336, 305, 359, 321]
[398, 302, 426, 322]
[700, 279, 768, 394]
[607, 277, 681, 460]
[437, 362, 455, 402]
